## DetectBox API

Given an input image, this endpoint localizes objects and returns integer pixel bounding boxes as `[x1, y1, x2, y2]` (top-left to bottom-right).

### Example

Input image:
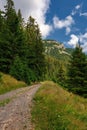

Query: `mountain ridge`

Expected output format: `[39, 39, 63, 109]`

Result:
[43, 39, 73, 61]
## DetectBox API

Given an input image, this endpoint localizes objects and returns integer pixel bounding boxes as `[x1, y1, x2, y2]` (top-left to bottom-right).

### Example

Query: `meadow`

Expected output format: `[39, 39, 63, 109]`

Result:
[32, 81, 87, 130]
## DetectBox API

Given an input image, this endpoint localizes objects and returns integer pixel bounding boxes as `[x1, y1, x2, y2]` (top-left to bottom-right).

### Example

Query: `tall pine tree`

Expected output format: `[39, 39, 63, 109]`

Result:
[3, 0, 26, 72]
[25, 16, 46, 80]
[0, 9, 12, 73]
[68, 44, 87, 97]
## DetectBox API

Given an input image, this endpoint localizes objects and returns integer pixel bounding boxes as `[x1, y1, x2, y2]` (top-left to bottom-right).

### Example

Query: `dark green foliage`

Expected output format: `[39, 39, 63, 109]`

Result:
[10, 56, 25, 81]
[10, 56, 36, 84]
[0, 1, 18, 72]
[0, 10, 4, 30]
[4, 0, 17, 33]
[66, 48, 74, 54]
[57, 64, 66, 85]
[25, 16, 46, 80]
[17, 9, 24, 27]
[0, 9, 12, 73]
[0, 72, 2, 82]
[4, 0, 26, 64]
[0, 0, 46, 84]
[0, 10, 25, 72]
[67, 45, 87, 97]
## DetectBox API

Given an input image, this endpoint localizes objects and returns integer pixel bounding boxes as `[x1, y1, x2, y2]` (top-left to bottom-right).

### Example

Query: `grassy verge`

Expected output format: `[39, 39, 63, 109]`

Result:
[32, 81, 87, 130]
[0, 98, 11, 106]
[0, 73, 27, 95]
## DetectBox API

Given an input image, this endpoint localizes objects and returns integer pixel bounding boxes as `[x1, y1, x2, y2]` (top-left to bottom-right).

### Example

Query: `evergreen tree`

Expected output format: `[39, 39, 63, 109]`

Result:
[0, 9, 12, 73]
[3, 0, 26, 71]
[2, 0, 19, 71]
[68, 44, 87, 97]
[57, 64, 65, 85]
[10, 56, 36, 84]
[4, 0, 17, 33]
[0, 10, 4, 31]
[17, 9, 24, 28]
[0, 0, 46, 83]
[25, 16, 46, 80]
[0, 0, 26, 73]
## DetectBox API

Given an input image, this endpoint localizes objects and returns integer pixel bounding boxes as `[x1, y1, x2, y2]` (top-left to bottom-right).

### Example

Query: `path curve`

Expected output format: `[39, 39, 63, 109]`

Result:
[0, 84, 41, 130]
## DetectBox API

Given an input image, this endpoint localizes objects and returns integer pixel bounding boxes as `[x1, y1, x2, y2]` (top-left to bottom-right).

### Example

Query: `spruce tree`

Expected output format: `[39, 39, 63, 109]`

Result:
[25, 16, 46, 80]
[0, 0, 46, 83]
[68, 44, 87, 97]
[17, 9, 24, 28]
[3, 0, 26, 71]
[57, 64, 65, 85]
[4, 0, 17, 33]
[2, 0, 19, 71]
[0, 9, 12, 73]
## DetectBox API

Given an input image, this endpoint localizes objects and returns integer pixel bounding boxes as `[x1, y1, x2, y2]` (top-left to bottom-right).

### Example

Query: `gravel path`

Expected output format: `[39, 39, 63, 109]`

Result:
[0, 84, 41, 130]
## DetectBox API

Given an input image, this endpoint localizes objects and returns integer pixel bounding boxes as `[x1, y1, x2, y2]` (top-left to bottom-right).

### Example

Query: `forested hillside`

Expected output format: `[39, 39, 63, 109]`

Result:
[43, 40, 70, 85]
[43, 40, 87, 97]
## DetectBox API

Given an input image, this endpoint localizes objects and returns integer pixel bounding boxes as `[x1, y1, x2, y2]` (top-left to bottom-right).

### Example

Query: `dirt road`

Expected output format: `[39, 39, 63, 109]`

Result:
[0, 84, 41, 130]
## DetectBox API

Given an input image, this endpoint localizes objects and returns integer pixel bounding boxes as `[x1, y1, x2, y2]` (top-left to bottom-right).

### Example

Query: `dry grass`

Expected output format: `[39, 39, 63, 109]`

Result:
[32, 81, 87, 130]
[0, 73, 27, 94]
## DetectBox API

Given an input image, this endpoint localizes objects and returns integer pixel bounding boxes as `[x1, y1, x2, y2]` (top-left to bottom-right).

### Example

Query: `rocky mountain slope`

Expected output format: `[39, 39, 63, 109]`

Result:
[43, 40, 72, 61]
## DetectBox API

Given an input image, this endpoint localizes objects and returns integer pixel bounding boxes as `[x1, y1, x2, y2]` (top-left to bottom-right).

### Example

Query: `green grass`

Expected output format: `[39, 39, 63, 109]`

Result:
[32, 81, 87, 130]
[0, 98, 10, 106]
[0, 73, 27, 95]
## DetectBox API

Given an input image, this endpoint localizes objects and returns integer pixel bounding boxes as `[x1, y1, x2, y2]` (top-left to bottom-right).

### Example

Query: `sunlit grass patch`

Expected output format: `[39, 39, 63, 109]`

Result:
[32, 81, 87, 130]
[0, 73, 27, 94]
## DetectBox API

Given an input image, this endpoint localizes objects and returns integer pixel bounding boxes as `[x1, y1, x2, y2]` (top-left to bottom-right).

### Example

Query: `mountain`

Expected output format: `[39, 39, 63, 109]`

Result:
[43, 39, 73, 62]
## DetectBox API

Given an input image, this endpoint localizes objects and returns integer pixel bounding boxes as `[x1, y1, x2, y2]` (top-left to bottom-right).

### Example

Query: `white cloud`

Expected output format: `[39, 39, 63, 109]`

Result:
[67, 34, 79, 47]
[66, 27, 71, 35]
[79, 33, 87, 52]
[80, 12, 87, 17]
[0, 0, 52, 38]
[0, 0, 5, 11]
[82, 43, 87, 53]
[75, 5, 81, 10]
[71, 11, 76, 16]
[53, 15, 74, 35]
[79, 33, 87, 43]
[71, 4, 81, 16]
[40, 24, 52, 38]
[67, 33, 87, 53]
[71, 3, 87, 18]
[15, 0, 53, 38]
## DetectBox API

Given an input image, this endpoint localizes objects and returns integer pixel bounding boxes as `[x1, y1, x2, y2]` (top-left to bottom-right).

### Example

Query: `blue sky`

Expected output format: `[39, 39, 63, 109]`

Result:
[46, 0, 87, 51]
[0, 0, 87, 52]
